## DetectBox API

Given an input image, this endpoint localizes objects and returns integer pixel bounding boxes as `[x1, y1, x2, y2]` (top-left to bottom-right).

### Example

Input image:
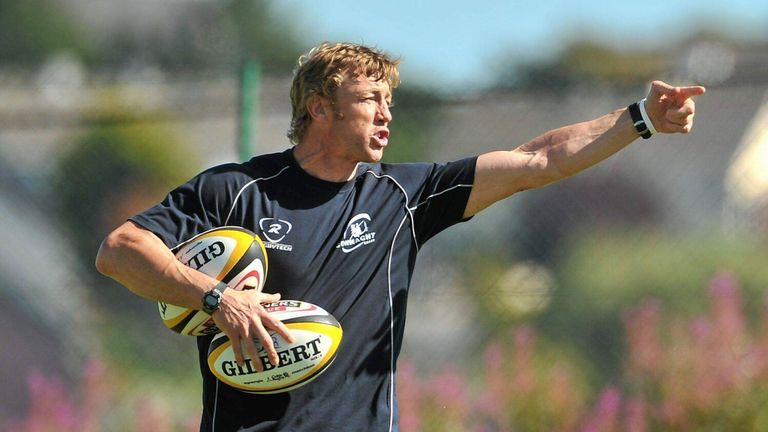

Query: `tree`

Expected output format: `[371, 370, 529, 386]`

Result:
[0, 0, 93, 66]
[495, 39, 668, 92]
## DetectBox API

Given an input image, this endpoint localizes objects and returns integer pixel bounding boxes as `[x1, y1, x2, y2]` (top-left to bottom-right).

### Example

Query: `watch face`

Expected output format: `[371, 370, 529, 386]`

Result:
[204, 292, 220, 309]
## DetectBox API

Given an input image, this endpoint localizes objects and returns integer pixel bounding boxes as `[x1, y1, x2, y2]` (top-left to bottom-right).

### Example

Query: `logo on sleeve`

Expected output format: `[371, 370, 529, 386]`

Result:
[336, 213, 376, 253]
[259, 218, 293, 252]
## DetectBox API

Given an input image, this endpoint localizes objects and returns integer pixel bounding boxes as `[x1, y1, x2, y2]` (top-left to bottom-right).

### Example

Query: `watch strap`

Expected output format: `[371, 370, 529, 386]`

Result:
[628, 101, 652, 139]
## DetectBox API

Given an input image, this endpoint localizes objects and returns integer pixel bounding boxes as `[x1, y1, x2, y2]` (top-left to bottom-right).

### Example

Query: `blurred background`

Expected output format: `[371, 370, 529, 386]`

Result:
[2, 0, 768, 430]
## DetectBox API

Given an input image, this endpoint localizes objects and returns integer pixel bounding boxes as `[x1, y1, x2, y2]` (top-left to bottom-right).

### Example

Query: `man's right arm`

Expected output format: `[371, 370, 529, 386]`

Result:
[95, 221, 293, 369]
[95, 221, 215, 308]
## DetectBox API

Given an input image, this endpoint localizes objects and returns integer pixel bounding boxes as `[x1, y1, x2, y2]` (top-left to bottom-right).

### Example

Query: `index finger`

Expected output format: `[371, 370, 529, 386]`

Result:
[677, 85, 706, 99]
[651, 80, 706, 100]
[229, 333, 246, 367]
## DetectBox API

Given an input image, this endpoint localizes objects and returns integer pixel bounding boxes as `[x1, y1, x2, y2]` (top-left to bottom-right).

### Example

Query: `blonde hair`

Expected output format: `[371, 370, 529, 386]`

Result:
[287, 42, 401, 144]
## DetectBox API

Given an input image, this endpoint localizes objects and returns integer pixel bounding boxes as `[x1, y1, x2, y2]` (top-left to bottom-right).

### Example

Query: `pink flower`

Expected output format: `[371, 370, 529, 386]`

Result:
[624, 300, 664, 377]
[624, 396, 647, 432]
[512, 326, 536, 394]
[582, 386, 622, 432]
[397, 360, 422, 432]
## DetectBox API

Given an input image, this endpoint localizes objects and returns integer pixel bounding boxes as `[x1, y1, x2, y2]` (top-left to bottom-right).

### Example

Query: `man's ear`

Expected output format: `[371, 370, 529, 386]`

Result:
[307, 95, 330, 121]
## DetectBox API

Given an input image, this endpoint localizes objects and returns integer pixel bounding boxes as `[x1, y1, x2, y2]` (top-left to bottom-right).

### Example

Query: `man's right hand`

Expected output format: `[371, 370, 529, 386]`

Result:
[212, 290, 296, 371]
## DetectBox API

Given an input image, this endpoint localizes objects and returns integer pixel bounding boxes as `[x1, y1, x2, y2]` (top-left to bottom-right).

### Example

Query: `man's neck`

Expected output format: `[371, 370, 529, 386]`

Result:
[292, 144, 359, 183]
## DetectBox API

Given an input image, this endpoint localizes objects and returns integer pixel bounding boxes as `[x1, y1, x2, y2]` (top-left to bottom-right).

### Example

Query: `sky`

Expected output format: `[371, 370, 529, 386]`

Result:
[274, 0, 768, 92]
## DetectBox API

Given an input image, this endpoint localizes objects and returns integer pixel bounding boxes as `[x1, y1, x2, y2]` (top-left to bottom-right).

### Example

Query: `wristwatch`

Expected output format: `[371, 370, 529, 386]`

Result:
[628, 100, 652, 139]
[202, 282, 229, 315]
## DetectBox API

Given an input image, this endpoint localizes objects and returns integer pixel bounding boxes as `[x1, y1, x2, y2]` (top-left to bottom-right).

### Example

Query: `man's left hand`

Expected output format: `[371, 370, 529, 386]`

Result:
[645, 80, 706, 134]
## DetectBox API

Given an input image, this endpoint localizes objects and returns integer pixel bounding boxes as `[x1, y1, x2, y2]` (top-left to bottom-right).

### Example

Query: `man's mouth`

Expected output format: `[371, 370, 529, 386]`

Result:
[373, 129, 389, 146]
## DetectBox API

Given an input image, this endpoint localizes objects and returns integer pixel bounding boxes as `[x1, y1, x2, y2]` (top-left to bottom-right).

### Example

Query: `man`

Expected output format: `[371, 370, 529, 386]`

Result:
[95, 42, 704, 431]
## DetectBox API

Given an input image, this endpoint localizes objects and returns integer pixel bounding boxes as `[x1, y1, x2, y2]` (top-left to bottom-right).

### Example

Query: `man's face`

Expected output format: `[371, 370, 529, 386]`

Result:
[325, 73, 393, 164]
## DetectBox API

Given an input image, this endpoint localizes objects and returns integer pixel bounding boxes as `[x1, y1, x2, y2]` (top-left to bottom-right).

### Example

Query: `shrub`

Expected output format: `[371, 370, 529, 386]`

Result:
[538, 230, 768, 381]
[398, 273, 768, 431]
[5, 359, 199, 432]
[11, 274, 768, 431]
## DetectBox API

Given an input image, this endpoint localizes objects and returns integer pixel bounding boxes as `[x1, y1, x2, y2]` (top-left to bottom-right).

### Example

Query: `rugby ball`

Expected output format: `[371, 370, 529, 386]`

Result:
[158, 226, 268, 336]
[207, 300, 343, 394]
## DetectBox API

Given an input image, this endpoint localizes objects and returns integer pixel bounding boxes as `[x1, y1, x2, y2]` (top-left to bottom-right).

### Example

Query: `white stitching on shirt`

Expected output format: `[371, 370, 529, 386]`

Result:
[387, 214, 408, 432]
[408, 183, 473, 211]
[223, 165, 291, 226]
[362, 170, 419, 250]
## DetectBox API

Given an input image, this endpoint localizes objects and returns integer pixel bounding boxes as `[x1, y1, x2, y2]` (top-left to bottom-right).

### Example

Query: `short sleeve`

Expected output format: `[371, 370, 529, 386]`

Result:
[129, 164, 242, 248]
[410, 156, 477, 244]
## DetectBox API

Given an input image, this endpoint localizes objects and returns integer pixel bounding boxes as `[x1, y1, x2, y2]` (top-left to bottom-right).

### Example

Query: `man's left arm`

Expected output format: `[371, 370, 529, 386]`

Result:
[463, 81, 706, 218]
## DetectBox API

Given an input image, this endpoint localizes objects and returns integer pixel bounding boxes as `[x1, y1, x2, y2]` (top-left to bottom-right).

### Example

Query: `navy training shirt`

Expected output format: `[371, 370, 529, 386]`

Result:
[131, 149, 477, 431]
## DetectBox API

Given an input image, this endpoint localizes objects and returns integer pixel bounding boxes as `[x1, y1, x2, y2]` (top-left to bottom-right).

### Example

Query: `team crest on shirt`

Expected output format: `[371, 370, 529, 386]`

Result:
[336, 213, 376, 253]
[259, 217, 294, 252]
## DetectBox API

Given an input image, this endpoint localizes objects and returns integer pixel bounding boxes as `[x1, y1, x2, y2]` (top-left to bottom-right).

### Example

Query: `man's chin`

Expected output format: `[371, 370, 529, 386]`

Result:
[362, 149, 384, 163]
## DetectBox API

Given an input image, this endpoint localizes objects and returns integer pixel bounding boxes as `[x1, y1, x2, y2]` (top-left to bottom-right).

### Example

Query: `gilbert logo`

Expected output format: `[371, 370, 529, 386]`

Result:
[179, 241, 225, 270]
[336, 213, 376, 253]
[222, 336, 322, 376]
[259, 218, 293, 252]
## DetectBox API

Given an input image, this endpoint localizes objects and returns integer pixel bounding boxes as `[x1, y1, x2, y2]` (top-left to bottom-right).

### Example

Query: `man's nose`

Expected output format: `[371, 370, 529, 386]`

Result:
[377, 103, 392, 123]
